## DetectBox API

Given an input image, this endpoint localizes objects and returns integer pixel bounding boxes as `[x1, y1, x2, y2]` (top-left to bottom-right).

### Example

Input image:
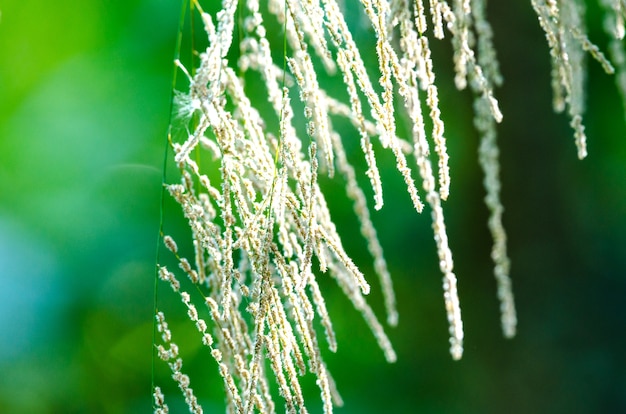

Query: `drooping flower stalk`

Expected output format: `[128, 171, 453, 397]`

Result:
[152, 0, 625, 412]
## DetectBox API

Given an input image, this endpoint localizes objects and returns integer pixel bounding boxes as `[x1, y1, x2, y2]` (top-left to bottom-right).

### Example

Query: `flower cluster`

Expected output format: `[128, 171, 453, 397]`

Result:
[152, 0, 624, 412]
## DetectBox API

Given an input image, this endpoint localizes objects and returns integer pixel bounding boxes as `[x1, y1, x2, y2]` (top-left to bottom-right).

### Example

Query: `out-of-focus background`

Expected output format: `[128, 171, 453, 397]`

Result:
[1, 1, 625, 413]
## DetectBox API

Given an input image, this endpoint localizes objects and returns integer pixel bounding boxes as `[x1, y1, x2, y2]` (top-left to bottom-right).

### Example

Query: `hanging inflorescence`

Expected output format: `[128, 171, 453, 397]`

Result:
[153, 0, 624, 412]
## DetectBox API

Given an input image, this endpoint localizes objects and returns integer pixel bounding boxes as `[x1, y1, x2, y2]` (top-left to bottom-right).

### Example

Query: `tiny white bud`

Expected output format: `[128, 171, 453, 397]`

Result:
[163, 235, 178, 254]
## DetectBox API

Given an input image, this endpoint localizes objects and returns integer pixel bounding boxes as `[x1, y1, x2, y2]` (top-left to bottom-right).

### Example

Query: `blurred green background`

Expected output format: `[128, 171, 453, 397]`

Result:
[1, 1, 625, 413]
